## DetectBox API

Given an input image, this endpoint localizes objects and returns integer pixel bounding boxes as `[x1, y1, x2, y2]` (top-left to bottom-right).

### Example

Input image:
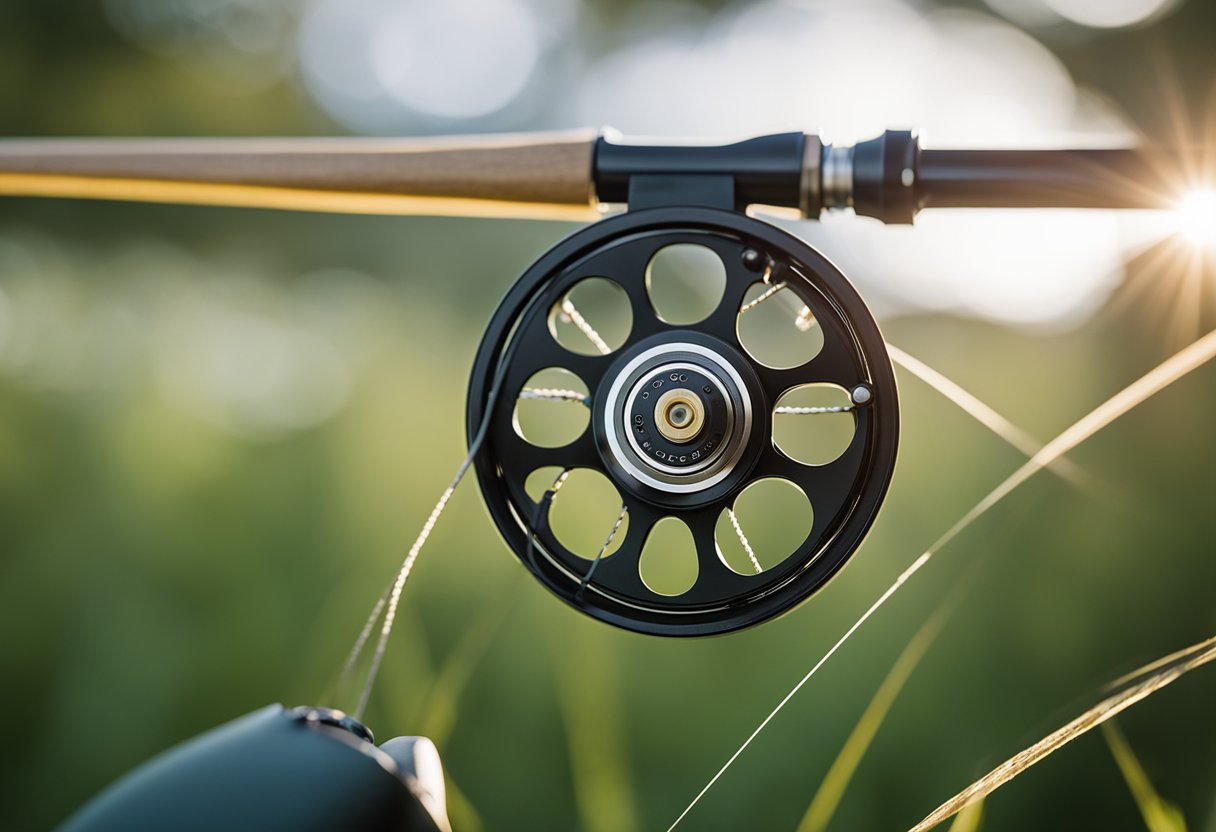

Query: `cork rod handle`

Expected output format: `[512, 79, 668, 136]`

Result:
[0, 130, 600, 220]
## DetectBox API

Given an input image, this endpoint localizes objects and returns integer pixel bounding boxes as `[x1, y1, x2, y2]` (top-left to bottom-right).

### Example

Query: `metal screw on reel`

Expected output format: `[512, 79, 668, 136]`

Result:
[467, 207, 898, 636]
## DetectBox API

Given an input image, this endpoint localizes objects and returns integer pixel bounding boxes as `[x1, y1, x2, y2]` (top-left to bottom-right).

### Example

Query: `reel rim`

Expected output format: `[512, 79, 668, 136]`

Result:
[467, 207, 899, 637]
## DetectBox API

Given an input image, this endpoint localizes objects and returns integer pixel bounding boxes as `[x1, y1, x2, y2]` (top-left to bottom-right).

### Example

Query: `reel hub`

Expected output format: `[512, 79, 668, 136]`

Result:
[467, 207, 898, 636]
[596, 335, 763, 506]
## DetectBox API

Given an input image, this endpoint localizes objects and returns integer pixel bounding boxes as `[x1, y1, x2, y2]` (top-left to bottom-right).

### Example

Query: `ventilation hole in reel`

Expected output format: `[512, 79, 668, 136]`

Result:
[547, 277, 632, 355]
[525, 466, 567, 504]
[513, 367, 589, 448]
[715, 478, 813, 574]
[548, 468, 629, 560]
[639, 517, 698, 596]
[736, 281, 824, 369]
[645, 244, 727, 325]
[773, 384, 856, 465]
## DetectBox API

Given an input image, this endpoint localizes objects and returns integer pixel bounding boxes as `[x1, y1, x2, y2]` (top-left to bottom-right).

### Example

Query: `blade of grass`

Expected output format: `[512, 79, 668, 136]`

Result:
[885, 343, 1039, 454]
[1105, 638, 1215, 692]
[926, 329, 1216, 570]
[946, 799, 984, 832]
[796, 605, 951, 832]
[908, 634, 1216, 831]
[444, 771, 484, 832]
[885, 343, 1087, 487]
[1102, 720, 1188, 832]
[555, 631, 639, 832]
[416, 578, 522, 745]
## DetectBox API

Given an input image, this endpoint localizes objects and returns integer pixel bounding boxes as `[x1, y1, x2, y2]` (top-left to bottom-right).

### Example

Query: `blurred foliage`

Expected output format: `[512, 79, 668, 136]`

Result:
[1, 1, 1215, 831]
[1103, 720, 1188, 832]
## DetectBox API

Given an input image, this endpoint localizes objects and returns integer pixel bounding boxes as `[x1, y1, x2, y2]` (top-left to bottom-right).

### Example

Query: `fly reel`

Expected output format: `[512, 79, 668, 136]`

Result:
[467, 207, 898, 636]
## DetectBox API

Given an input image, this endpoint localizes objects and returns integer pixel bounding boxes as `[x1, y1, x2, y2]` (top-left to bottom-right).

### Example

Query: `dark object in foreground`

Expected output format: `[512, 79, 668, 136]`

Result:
[59, 705, 450, 832]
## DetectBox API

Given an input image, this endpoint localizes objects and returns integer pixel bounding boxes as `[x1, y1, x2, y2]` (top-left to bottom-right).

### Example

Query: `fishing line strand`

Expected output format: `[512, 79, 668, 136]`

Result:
[665, 552, 931, 832]
[524, 470, 571, 574]
[739, 280, 789, 312]
[344, 305, 527, 719]
[774, 405, 854, 414]
[727, 508, 763, 574]
[561, 298, 613, 356]
[578, 505, 629, 593]
[355, 472, 462, 720]
[341, 584, 390, 683]
[520, 387, 592, 404]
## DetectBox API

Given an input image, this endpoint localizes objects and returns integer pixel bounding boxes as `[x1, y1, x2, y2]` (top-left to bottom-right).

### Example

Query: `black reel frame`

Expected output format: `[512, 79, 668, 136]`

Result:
[467, 206, 899, 636]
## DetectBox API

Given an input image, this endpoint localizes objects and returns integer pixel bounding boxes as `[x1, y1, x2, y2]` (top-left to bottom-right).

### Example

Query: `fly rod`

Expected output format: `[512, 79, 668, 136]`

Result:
[0, 129, 1201, 221]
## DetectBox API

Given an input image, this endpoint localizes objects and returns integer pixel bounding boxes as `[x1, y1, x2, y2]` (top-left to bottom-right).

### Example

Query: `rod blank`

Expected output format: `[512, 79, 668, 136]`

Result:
[916, 148, 1181, 211]
[840, 131, 1198, 223]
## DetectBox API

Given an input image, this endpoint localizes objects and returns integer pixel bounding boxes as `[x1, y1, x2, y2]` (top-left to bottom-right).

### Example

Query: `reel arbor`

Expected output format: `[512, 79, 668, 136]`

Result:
[467, 207, 898, 636]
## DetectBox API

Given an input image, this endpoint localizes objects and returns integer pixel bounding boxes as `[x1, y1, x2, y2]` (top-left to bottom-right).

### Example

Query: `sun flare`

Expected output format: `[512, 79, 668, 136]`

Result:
[1178, 189, 1216, 248]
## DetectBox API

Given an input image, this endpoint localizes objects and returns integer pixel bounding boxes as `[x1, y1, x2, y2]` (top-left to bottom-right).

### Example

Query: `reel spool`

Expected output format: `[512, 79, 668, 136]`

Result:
[467, 207, 898, 636]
